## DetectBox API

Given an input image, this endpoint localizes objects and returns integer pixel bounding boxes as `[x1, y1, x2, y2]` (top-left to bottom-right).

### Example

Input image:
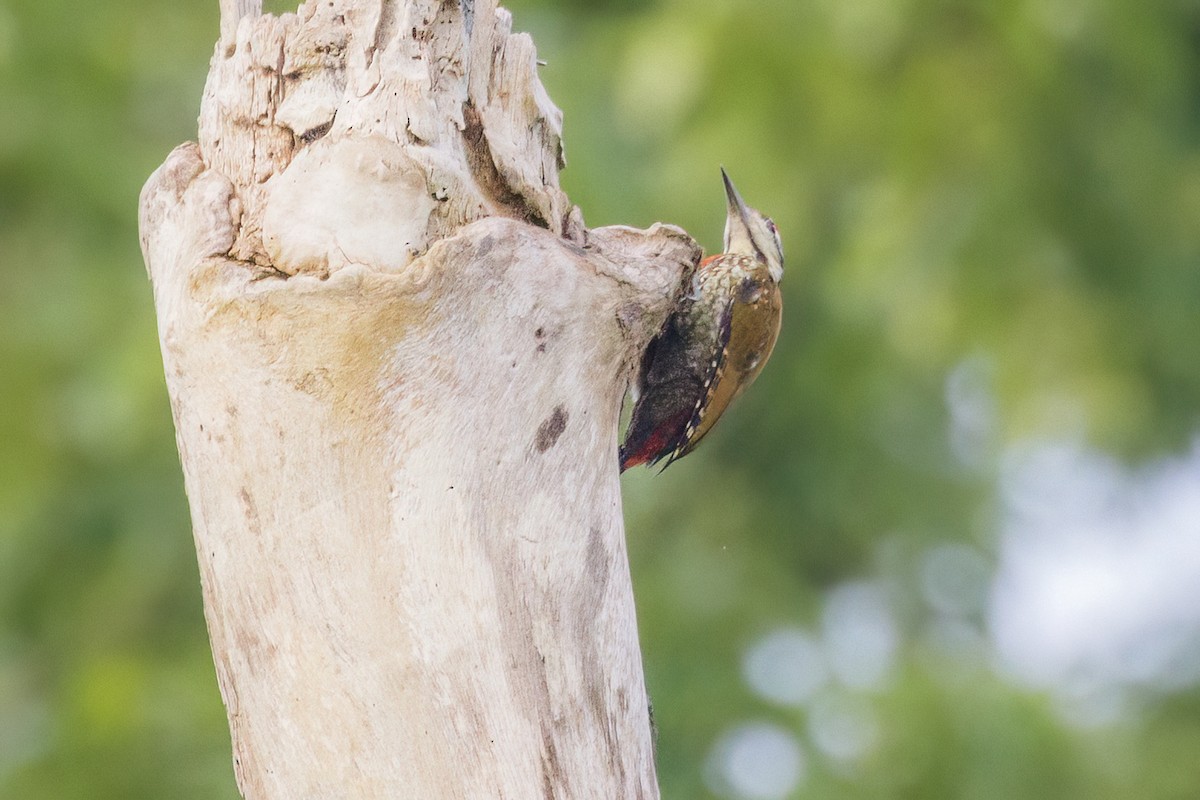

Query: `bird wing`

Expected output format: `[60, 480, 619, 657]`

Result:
[659, 295, 736, 468]
[620, 298, 731, 471]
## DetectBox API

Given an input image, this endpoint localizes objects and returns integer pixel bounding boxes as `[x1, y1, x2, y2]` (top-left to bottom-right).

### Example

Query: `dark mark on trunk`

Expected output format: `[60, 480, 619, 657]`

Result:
[534, 405, 568, 453]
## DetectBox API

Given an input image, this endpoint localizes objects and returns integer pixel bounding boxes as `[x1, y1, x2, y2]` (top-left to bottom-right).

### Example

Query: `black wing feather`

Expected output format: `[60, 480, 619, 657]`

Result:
[620, 294, 737, 470]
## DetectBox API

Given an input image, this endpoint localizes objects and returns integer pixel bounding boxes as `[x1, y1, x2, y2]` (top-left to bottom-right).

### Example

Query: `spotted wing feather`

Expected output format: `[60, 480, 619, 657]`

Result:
[619, 296, 735, 471]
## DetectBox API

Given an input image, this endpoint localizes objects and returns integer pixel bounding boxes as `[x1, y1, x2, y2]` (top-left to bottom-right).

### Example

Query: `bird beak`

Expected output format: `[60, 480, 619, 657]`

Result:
[721, 167, 754, 252]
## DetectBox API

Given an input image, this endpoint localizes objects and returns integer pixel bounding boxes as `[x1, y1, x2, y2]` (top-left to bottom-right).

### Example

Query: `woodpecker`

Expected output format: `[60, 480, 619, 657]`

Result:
[620, 169, 784, 471]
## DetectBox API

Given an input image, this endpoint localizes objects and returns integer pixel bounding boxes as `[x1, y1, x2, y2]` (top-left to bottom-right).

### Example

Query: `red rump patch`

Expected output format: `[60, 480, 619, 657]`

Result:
[699, 254, 723, 268]
[619, 441, 660, 471]
[620, 410, 690, 471]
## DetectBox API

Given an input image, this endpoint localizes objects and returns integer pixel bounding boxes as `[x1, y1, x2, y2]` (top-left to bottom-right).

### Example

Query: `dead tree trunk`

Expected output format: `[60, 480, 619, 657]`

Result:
[137, 1, 698, 797]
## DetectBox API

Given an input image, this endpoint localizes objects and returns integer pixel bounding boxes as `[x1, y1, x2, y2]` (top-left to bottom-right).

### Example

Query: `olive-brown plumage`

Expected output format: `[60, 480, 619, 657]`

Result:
[620, 170, 783, 471]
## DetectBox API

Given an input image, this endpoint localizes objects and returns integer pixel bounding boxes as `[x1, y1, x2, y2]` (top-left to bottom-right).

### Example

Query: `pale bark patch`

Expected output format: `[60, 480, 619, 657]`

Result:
[140, 2, 701, 797]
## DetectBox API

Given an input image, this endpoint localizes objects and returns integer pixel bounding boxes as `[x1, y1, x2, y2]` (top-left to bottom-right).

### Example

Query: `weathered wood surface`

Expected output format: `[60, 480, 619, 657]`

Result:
[138, 1, 699, 797]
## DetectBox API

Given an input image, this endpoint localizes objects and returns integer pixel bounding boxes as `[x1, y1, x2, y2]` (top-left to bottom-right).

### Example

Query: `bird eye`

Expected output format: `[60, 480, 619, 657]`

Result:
[764, 217, 783, 261]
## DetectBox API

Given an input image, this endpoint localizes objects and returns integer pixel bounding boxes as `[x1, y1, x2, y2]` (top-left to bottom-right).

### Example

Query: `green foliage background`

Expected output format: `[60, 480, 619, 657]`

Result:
[2, 0, 1198, 797]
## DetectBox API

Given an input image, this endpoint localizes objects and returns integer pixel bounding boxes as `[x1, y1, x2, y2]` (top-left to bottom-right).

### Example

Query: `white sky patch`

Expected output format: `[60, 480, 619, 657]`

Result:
[920, 542, 992, 619]
[742, 628, 829, 708]
[918, 615, 990, 685]
[822, 581, 899, 692]
[742, 584, 897, 711]
[989, 436, 1200, 704]
[807, 690, 880, 765]
[705, 722, 807, 800]
[945, 355, 998, 469]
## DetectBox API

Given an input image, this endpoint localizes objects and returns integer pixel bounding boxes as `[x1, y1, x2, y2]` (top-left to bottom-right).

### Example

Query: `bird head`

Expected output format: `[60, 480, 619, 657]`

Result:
[721, 168, 783, 284]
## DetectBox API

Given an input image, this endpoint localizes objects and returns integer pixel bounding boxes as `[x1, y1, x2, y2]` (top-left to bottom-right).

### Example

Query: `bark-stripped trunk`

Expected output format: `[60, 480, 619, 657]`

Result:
[137, 1, 698, 797]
